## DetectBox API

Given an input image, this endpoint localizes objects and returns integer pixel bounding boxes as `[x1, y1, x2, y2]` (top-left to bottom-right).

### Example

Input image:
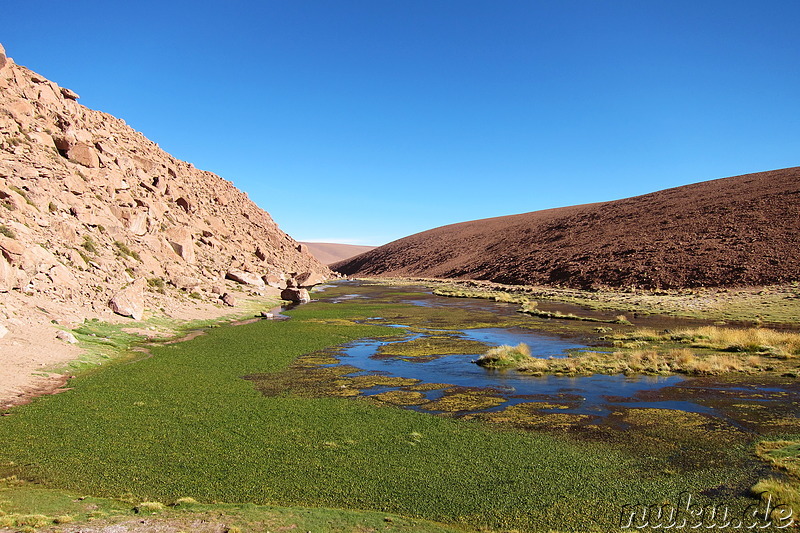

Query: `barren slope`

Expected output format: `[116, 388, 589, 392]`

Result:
[333, 168, 800, 289]
[301, 242, 377, 265]
[0, 44, 329, 402]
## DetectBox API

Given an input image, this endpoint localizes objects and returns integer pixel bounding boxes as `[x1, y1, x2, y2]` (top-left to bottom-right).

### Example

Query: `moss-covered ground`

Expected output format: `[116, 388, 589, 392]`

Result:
[0, 281, 798, 531]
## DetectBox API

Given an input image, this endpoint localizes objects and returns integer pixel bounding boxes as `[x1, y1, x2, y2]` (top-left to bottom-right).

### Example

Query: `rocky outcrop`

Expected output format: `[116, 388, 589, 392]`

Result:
[0, 43, 330, 324]
[281, 287, 310, 303]
[109, 278, 146, 320]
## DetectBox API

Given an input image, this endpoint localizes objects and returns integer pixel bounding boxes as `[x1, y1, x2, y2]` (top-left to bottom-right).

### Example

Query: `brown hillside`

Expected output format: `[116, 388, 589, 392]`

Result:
[0, 43, 330, 400]
[333, 168, 800, 289]
[301, 242, 377, 265]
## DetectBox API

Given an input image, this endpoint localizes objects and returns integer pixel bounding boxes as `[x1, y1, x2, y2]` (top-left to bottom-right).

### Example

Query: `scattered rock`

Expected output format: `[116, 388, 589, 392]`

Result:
[164, 227, 195, 263]
[0, 323, 8, 339]
[66, 142, 100, 168]
[225, 269, 265, 288]
[296, 271, 326, 288]
[60, 86, 79, 100]
[55, 330, 78, 344]
[281, 287, 310, 303]
[262, 273, 282, 288]
[220, 292, 236, 307]
[108, 278, 146, 320]
[171, 275, 202, 291]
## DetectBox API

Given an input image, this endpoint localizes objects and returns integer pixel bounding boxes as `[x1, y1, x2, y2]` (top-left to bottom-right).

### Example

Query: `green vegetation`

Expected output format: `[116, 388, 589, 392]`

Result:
[147, 277, 166, 294]
[113, 240, 142, 261]
[751, 440, 800, 521]
[421, 278, 800, 325]
[8, 185, 37, 208]
[0, 224, 15, 239]
[376, 334, 490, 361]
[0, 483, 465, 533]
[81, 234, 98, 254]
[0, 281, 792, 531]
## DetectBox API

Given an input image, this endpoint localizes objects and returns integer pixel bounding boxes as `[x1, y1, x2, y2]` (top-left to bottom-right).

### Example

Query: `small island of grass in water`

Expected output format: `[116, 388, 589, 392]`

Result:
[474, 325, 800, 376]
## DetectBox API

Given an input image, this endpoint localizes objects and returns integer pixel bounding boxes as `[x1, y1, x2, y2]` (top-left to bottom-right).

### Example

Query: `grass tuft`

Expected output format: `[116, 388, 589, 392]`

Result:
[474, 343, 532, 368]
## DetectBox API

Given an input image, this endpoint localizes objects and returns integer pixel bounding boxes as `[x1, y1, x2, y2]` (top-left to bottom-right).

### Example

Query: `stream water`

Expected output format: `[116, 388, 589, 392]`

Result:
[313, 282, 800, 422]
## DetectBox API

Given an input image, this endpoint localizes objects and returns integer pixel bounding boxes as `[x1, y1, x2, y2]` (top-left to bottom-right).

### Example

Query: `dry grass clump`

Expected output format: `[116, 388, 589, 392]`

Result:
[756, 440, 800, 478]
[510, 348, 768, 376]
[474, 343, 533, 368]
[686, 326, 800, 356]
[135, 501, 164, 513]
[751, 478, 799, 524]
[614, 326, 800, 357]
[752, 440, 800, 522]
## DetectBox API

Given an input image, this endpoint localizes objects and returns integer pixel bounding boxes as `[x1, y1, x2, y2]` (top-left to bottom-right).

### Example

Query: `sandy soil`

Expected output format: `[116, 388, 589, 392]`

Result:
[0, 286, 282, 411]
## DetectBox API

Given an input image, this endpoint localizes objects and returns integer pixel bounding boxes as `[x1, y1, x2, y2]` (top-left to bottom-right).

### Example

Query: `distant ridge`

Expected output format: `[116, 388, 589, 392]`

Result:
[333, 168, 800, 289]
[301, 242, 377, 265]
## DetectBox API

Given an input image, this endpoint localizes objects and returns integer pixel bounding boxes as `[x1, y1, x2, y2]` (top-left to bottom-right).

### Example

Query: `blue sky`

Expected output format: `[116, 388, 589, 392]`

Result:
[3, 1, 799, 245]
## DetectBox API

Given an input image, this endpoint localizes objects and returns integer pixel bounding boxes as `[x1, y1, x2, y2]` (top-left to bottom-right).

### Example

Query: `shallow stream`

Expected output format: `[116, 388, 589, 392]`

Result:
[309, 281, 800, 426]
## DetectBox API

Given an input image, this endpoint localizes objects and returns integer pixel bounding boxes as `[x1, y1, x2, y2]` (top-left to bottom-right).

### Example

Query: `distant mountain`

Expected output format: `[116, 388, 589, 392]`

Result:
[333, 168, 800, 289]
[301, 242, 377, 265]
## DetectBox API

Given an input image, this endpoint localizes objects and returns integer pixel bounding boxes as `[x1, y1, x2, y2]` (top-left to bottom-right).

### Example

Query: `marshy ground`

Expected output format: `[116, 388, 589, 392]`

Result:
[1, 280, 799, 531]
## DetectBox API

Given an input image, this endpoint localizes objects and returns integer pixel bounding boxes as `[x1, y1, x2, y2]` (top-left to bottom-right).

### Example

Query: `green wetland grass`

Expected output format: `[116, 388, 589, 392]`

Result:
[0, 282, 796, 531]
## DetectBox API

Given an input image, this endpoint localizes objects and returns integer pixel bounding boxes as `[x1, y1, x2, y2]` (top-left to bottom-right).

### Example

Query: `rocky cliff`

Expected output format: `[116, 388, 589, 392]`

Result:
[0, 42, 329, 332]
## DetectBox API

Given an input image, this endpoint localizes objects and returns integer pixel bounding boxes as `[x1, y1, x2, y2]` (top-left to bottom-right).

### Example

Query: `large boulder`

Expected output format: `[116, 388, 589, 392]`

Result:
[0, 43, 6, 71]
[262, 273, 282, 288]
[109, 278, 146, 320]
[66, 142, 100, 168]
[225, 269, 265, 288]
[296, 271, 327, 288]
[281, 287, 310, 303]
[164, 227, 195, 263]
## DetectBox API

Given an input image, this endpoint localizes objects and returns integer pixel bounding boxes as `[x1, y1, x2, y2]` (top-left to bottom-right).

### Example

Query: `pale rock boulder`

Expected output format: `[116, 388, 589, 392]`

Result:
[67, 142, 100, 168]
[262, 273, 282, 288]
[220, 292, 236, 307]
[55, 330, 78, 344]
[172, 275, 202, 291]
[28, 130, 57, 150]
[0, 42, 7, 71]
[281, 287, 310, 303]
[47, 263, 78, 291]
[225, 269, 266, 288]
[0, 255, 17, 291]
[109, 278, 146, 320]
[60, 86, 79, 100]
[164, 227, 195, 263]
[296, 271, 327, 288]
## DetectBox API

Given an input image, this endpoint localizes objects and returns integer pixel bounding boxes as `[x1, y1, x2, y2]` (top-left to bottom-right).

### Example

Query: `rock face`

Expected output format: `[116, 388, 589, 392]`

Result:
[109, 278, 146, 320]
[0, 43, 330, 322]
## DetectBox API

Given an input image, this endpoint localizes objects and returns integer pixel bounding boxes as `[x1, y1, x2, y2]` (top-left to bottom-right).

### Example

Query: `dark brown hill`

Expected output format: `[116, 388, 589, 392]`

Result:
[333, 168, 800, 289]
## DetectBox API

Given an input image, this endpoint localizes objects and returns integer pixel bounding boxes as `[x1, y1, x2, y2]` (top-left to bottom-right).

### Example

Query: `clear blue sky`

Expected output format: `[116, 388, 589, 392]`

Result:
[3, 1, 799, 245]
